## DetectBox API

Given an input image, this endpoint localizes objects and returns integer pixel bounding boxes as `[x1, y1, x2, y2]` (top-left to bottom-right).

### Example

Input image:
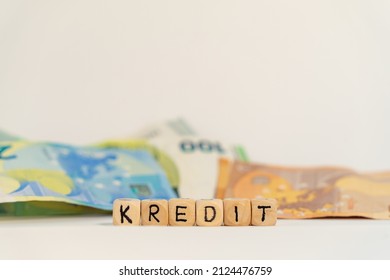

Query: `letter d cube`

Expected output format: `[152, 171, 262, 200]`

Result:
[196, 199, 223, 226]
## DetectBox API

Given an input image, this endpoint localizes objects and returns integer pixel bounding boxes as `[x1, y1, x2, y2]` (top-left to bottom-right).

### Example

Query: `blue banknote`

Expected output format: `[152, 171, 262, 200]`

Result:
[0, 141, 177, 211]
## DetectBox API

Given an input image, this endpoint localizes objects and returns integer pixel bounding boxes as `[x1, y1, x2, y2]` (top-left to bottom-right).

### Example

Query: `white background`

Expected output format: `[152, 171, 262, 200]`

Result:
[1, 0, 389, 170]
[1, 1, 390, 261]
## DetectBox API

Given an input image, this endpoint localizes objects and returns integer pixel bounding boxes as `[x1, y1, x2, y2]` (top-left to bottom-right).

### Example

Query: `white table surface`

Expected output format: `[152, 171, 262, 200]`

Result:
[1, 216, 389, 260]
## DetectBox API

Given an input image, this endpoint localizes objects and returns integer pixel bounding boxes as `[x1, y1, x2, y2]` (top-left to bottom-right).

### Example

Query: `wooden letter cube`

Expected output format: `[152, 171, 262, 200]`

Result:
[196, 199, 223, 226]
[169, 198, 196, 226]
[251, 198, 277, 226]
[141, 199, 168, 226]
[223, 198, 251, 226]
[113, 198, 140, 226]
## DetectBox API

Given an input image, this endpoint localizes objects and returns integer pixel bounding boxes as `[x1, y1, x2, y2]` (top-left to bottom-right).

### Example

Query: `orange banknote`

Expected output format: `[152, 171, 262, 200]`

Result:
[216, 159, 390, 219]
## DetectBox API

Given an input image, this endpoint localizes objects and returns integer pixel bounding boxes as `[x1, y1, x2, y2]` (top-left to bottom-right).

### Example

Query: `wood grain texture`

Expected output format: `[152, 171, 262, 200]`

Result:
[141, 199, 169, 226]
[113, 199, 141, 226]
[251, 198, 277, 226]
[196, 199, 223, 226]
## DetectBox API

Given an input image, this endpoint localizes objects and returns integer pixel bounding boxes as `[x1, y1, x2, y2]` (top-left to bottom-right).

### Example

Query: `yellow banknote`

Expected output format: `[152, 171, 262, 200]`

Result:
[216, 159, 390, 219]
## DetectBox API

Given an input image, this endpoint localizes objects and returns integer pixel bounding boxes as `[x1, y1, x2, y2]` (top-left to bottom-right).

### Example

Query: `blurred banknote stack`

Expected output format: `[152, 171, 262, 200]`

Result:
[0, 119, 248, 216]
[1, 119, 389, 219]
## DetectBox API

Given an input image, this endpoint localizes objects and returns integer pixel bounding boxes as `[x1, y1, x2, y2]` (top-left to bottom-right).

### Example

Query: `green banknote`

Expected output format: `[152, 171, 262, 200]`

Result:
[0, 141, 176, 215]
[99, 119, 249, 199]
[0, 130, 21, 141]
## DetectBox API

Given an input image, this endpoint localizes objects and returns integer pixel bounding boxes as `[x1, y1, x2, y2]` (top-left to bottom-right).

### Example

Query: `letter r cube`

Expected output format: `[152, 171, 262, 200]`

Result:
[141, 199, 169, 226]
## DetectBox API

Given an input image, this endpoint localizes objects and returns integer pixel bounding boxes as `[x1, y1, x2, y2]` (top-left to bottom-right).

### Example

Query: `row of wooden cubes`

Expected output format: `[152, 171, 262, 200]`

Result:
[113, 198, 277, 226]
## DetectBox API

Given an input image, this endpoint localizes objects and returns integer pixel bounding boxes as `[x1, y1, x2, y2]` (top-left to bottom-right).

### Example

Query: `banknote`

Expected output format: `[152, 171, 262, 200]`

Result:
[216, 159, 390, 219]
[0, 130, 21, 141]
[99, 119, 249, 199]
[0, 141, 177, 215]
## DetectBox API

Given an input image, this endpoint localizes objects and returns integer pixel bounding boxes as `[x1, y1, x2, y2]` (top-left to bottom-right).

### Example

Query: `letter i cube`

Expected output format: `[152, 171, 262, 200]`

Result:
[113, 198, 141, 226]
[223, 198, 251, 226]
